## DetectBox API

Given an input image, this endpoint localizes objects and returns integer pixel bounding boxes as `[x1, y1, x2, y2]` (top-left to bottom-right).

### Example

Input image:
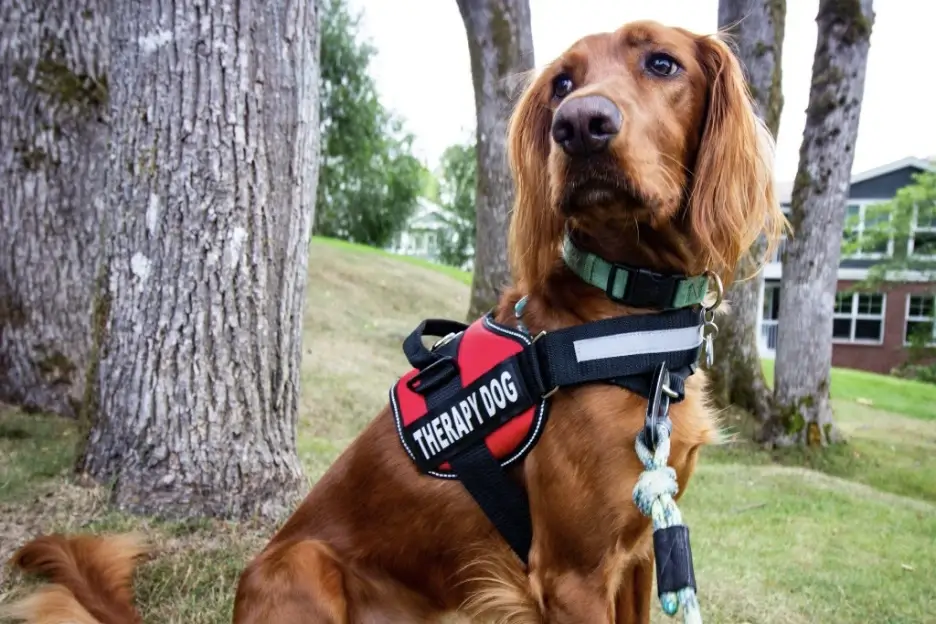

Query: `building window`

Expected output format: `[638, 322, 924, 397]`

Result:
[762, 284, 780, 321]
[833, 292, 886, 343]
[908, 204, 936, 258]
[905, 295, 935, 345]
[842, 202, 892, 257]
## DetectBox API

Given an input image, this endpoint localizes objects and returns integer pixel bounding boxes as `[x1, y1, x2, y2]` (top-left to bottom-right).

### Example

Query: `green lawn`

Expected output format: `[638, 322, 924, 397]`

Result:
[761, 358, 936, 422]
[2, 239, 934, 623]
[313, 235, 473, 286]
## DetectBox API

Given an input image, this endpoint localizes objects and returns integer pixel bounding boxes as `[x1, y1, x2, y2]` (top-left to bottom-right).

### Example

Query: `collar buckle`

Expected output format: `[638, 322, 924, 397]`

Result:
[607, 265, 679, 309]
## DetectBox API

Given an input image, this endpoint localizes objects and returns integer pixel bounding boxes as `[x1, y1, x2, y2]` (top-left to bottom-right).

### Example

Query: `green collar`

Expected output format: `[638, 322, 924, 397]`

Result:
[561, 232, 710, 309]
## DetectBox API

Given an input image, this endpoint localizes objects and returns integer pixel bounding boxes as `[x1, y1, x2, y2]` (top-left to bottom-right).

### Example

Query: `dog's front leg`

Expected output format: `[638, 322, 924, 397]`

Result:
[530, 568, 615, 624]
[614, 557, 653, 624]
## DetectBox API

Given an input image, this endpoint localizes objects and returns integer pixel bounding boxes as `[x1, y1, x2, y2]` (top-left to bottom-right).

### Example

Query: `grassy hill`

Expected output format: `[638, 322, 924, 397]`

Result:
[1, 238, 934, 623]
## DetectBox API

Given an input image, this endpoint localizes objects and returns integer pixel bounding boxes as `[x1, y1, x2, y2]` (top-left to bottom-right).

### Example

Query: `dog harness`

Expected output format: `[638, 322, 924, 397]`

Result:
[389, 233, 717, 623]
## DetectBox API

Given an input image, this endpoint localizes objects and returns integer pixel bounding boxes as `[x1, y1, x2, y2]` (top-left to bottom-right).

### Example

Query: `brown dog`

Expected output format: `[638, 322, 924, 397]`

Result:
[4, 20, 784, 624]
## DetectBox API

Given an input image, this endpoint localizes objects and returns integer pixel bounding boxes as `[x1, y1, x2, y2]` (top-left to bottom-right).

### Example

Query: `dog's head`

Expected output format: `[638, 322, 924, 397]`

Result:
[507, 20, 786, 291]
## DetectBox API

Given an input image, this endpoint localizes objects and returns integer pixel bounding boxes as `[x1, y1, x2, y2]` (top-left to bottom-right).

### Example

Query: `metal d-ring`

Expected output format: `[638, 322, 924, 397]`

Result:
[702, 269, 724, 313]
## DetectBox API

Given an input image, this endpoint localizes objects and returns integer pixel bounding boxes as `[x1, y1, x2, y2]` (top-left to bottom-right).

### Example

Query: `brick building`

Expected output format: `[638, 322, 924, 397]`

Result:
[758, 157, 936, 374]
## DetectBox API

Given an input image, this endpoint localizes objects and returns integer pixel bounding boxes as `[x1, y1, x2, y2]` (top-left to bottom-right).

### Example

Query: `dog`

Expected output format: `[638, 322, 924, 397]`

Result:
[3, 20, 784, 624]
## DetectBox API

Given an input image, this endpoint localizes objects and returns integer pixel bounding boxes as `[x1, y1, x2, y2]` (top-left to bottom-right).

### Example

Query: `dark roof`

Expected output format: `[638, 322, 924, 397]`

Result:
[777, 156, 934, 205]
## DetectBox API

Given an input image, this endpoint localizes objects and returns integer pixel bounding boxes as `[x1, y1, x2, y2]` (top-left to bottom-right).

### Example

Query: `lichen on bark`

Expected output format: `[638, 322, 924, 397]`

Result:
[455, 0, 534, 319]
[77, 250, 111, 443]
[0, 0, 108, 418]
[707, 0, 787, 424]
[823, 0, 872, 44]
[79, 0, 321, 521]
[769, 0, 874, 448]
[30, 55, 108, 110]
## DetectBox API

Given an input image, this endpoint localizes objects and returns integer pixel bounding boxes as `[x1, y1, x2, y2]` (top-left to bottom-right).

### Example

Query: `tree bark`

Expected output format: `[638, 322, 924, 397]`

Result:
[705, 0, 786, 423]
[456, 0, 534, 319]
[0, 0, 108, 418]
[80, 0, 321, 520]
[769, 0, 874, 447]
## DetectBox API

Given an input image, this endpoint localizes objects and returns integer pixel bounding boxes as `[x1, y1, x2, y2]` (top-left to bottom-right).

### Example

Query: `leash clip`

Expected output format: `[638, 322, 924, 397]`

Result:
[643, 362, 674, 451]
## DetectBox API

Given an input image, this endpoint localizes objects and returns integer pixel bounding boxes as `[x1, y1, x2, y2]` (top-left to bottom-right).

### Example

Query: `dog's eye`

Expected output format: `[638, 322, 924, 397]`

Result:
[552, 73, 574, 99]
[645, 53, 681, 77]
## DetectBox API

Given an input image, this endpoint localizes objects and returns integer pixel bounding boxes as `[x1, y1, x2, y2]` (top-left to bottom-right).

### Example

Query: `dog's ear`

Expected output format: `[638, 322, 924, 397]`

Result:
[687, 35, 787, 285]
[506, 70, 566, 291]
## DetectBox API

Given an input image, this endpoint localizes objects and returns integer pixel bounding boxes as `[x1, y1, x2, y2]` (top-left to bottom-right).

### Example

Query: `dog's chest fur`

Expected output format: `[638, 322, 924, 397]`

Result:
[458, 364, 716, 622]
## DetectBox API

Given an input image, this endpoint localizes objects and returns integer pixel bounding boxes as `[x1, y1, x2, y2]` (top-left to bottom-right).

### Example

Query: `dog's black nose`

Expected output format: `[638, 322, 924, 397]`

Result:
[551, 95, 622, 157]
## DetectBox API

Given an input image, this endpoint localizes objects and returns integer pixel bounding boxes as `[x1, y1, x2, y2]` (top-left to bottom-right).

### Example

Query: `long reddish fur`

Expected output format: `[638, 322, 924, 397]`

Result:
[4, 20, 786, 624]
[1, 534, 146, 624]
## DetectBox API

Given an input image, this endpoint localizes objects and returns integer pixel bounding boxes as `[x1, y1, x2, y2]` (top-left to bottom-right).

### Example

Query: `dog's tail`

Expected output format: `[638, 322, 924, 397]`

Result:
[1, 533, 148, 624]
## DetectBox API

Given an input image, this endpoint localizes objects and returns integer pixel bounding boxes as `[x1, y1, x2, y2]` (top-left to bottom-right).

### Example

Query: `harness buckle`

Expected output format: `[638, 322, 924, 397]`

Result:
[605, 264, 623, 300]
[406, 355, 459, 395]
[531, 331, 559, 398]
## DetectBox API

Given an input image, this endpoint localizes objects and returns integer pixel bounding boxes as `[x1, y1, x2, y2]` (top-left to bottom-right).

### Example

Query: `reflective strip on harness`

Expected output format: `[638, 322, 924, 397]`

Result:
[389, 307, 706, 565]
[390, 316, 549, 479]
[573, 324, 703, 362]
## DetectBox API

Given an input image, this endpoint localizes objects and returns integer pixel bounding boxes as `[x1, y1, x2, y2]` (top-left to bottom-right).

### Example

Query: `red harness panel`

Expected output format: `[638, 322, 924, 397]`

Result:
[390, 316, 549, 479]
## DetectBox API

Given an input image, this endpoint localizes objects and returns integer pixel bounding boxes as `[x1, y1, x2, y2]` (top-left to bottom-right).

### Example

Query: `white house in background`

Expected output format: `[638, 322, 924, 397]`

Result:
[386, 196, 474, 270]
[756, 156, 936, 374]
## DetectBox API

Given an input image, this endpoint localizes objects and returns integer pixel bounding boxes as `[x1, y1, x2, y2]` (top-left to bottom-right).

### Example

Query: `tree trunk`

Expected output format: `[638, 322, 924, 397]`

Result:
[0, 0, 108, 418]
[456, 0, 534, 319]
[768, 0, 874, 447]
[706, 0, 787, 424]
[79, 0, 321, 520]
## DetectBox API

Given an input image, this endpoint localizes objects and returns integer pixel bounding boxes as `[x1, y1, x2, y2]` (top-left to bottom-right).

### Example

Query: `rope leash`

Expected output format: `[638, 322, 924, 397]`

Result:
[516, 296, 705, 622]
[633, 364, 702, 623]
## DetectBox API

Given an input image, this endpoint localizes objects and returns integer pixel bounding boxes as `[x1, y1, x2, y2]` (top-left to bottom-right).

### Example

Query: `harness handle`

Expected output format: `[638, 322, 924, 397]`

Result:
[402, 318, 469, 369]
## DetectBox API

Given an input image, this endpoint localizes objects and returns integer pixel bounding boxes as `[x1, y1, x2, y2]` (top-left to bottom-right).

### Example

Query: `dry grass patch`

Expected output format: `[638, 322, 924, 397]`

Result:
[299, 239, 468, 479]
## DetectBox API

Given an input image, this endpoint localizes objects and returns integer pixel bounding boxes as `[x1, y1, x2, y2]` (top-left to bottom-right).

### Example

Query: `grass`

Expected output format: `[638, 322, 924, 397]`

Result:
[669, 463, 936, 624]
[0, 411, 81, 502]
[761, 358, 936, 422]
[706, 402, 936, 504]
[2, 238, 935, 623]
[313, 235, 473, 286]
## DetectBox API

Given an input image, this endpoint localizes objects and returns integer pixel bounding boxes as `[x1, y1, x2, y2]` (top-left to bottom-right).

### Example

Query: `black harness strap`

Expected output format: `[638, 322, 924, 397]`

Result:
[449, 446, 533, 563]
[403, 318, 468, 369]
[396, 308, 705, 566]
[531, 307, 702, 397]
[608, 363, 695, 402]
[403, 319, 535, 564]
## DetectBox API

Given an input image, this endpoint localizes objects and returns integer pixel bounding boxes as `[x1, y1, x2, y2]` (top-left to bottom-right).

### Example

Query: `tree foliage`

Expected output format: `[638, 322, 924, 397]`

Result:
[434, 140, 477, 268]
[314, 0, 424, 247]
[850, 166, 936, 381]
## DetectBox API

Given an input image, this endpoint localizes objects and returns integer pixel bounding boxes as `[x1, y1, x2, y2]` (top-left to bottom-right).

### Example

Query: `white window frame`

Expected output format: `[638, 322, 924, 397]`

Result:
[832, 291, 887, 345]
[842, 199, 894, 259]
[903, 294, 936, 346]
[907, 204, 936, 259]
[767, 205, 792, 265]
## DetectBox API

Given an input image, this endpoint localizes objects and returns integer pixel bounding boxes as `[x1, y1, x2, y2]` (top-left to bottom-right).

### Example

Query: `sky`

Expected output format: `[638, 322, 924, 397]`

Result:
[347, 0, 935, 183]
